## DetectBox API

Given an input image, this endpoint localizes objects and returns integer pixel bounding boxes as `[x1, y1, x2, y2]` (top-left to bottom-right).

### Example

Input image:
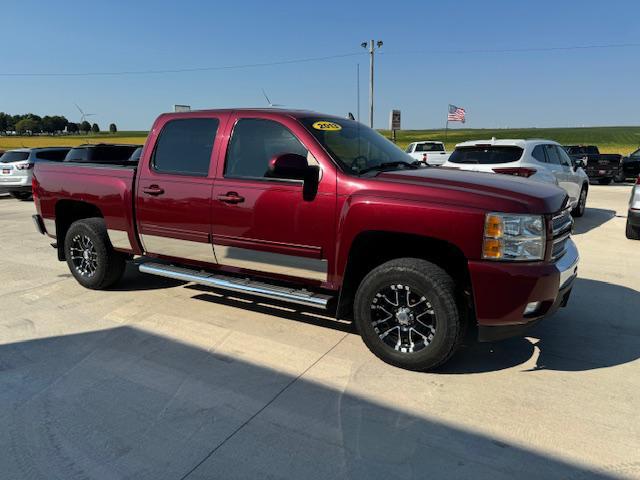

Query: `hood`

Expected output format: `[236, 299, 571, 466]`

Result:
[371, 168, 567, 214]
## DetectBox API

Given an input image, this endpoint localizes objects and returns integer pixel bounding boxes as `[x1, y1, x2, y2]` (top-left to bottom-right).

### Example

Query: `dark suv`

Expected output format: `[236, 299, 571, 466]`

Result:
[64, 144, 142, 165]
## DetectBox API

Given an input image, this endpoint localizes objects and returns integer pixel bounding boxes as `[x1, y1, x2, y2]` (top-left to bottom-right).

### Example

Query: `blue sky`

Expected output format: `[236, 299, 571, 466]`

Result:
[1, 0, 639, 130]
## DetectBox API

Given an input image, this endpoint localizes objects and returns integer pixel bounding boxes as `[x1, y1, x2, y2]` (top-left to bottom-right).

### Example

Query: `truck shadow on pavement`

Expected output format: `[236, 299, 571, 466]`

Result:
[109, 263, 186, 291]
[186, 284, 354, 334]
[573, 208, 616, 235]
[440, 278, 640, 374]
[0, 325, 624, 479]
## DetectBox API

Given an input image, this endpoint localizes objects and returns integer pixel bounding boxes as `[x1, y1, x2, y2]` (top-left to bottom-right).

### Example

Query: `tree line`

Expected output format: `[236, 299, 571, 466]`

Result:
[0, 112, 117, 135]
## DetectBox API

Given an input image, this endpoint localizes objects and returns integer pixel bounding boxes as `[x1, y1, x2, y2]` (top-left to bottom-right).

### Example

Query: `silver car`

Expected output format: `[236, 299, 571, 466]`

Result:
[626, 176, 640, 240]
[0, 147, 70, 200]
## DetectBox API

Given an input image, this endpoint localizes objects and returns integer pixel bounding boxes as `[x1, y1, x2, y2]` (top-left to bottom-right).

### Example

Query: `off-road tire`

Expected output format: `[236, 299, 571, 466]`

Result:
[354, 258, 462, 371]
[64, 217, 126, 289]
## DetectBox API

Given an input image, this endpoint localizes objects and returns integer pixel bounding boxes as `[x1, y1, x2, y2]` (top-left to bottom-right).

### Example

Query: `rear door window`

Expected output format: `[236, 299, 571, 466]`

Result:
[544, 145, 562, 165]
[531, 145, 547, 163]
[152, 118, 219, 176]
[448, 146, 523, 164]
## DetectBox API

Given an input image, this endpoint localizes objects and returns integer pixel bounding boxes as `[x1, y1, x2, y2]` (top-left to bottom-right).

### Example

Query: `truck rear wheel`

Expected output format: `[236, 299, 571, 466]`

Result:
[64, 218, 126, 289]
[354, 258, 462, 371]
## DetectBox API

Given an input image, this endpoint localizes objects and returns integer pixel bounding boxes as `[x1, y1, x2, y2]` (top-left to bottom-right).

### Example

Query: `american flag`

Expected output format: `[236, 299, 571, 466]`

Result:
[447, 104, 466, 123]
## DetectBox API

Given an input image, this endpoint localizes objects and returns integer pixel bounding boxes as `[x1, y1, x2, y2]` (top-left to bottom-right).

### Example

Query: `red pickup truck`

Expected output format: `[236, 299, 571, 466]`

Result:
[32, 109, 579, 371]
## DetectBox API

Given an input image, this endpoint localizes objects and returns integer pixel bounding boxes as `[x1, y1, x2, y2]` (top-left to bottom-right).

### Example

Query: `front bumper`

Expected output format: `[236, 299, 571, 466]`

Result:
[470, 239, 579, 342]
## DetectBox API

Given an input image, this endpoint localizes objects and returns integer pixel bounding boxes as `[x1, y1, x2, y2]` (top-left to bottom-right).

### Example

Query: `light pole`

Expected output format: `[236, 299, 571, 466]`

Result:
[361, 40, 383, 128]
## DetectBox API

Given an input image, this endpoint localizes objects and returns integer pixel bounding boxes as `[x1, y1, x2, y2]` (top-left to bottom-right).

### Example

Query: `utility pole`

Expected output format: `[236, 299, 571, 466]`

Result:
[362, 40, 383, 128]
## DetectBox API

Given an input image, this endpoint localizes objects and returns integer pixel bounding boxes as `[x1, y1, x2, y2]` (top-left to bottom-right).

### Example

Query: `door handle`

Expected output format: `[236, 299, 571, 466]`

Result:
[217, 192, 245, 204]
[142, 185, 165, 196]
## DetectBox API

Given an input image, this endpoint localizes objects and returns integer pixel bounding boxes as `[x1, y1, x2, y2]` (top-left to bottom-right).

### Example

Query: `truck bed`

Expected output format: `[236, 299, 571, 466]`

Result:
[33, 161, 139, 253]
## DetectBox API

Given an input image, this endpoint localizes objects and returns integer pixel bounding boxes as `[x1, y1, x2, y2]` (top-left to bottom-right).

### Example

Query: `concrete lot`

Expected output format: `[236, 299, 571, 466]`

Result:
[0, 185, 638, 479]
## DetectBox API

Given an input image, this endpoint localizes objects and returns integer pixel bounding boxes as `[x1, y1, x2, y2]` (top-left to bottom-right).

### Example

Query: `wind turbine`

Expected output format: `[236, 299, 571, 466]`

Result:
[74, 103, 95, 123]
[262, 89, 284, 107]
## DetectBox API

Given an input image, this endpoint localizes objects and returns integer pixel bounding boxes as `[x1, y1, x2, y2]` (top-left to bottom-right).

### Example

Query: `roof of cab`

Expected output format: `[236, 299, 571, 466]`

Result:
[157, 108, 333, 120]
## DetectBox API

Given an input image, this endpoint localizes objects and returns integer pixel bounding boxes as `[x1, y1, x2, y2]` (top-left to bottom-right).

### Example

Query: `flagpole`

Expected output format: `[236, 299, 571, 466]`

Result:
[445, 120, 449, 142]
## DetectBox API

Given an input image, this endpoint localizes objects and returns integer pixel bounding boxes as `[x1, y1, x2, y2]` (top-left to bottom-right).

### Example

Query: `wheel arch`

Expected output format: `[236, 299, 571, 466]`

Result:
[54, 200, 104, 261]
[336, 230, 474, 326]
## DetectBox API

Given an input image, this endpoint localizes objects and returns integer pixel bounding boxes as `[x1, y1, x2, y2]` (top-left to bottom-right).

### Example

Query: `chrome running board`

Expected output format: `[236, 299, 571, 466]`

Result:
[139, 262, 333, 309]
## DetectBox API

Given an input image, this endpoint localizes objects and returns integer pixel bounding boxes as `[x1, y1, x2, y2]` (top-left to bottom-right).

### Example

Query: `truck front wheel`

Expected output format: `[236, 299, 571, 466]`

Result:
[64, 218, 126, 289]
[354, 258, 462, 371]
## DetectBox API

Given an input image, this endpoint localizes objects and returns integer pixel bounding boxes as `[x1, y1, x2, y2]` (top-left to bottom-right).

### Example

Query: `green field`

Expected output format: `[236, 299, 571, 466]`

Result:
[2, 126, 640, 155]
[0, 132, 148, 151]
[380, 126, 640, 154]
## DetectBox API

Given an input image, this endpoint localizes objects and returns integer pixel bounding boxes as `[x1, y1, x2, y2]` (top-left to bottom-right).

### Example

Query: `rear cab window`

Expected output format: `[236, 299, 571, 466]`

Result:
[448, 145, 523, 164]
[152, 118, 219, 176]
[415, 143, 444, 152]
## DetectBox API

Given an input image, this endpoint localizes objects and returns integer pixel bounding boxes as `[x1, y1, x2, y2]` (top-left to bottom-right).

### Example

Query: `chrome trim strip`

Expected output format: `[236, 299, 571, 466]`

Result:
[43, 218, 56, 237]
[107, 229, 132, 251]
[214, 244, 327, 281]
[556, 239, 579, 289]
[138, 262, 332, 308]
[141, 234, 216, 263]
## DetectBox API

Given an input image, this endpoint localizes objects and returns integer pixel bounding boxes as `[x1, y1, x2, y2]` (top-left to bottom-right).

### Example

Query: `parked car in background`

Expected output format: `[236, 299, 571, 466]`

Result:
[616, 148, 640, 182]
[63, 144, 142, 165]
[0, 147, 70, 200]
[32, 109, 579, 371]
[564, 145, 621, 185]
[626, 176, 640, 240]
[405, 141, 450, 166]
[443, 139, 589, 216]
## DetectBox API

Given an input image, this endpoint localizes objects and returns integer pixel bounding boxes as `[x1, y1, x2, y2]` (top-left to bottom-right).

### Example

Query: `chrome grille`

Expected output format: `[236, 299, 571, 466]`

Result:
[551, 209, 573, 260]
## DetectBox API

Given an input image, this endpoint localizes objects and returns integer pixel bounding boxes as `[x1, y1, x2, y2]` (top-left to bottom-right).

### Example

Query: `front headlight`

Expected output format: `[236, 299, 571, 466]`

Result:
[483, 213, 546, 261]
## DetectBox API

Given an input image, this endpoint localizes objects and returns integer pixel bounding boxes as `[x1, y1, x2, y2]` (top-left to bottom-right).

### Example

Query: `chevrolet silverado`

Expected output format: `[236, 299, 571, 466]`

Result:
[32, 109, 579, 371]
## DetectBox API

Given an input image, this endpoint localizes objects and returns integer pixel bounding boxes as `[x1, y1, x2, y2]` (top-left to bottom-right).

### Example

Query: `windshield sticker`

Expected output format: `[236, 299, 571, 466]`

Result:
[312, 121, 342, 131]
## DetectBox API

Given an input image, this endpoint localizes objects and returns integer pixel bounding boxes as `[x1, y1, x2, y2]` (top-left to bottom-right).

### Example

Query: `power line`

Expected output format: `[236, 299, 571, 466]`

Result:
[0, 52, 364, 78]
[2, 42, 638, 78]
[381, 42, 640, 56]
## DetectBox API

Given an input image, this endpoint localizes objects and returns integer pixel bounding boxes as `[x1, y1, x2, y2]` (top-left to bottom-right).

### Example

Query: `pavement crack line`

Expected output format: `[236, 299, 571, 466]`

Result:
[179, 332, 350, 480]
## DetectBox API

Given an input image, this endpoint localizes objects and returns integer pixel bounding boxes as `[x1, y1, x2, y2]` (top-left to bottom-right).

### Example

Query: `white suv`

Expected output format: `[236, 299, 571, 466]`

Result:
[0, 147, 70, 200]
[443, 139, 589, 216]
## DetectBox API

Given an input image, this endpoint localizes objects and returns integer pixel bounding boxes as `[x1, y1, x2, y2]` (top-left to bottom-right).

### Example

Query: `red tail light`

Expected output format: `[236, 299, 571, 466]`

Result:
[636, 175, 640, 185]
[32, 176, 39, 202]
[492, 167, 537, 178]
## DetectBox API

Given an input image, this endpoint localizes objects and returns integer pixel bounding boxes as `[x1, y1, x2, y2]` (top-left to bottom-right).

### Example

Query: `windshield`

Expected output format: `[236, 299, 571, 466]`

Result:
[300, 117, 415, 175]
[415, 143, 444, 152]
[448, 146, 523, 164]
[630, 149, 640, 158]
[1, 151, 30, 163]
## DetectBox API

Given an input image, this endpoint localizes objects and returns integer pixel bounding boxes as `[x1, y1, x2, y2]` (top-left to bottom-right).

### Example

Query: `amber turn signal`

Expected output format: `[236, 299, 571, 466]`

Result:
[482, 238, 503, 259]
[484, 214, 503, 238]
